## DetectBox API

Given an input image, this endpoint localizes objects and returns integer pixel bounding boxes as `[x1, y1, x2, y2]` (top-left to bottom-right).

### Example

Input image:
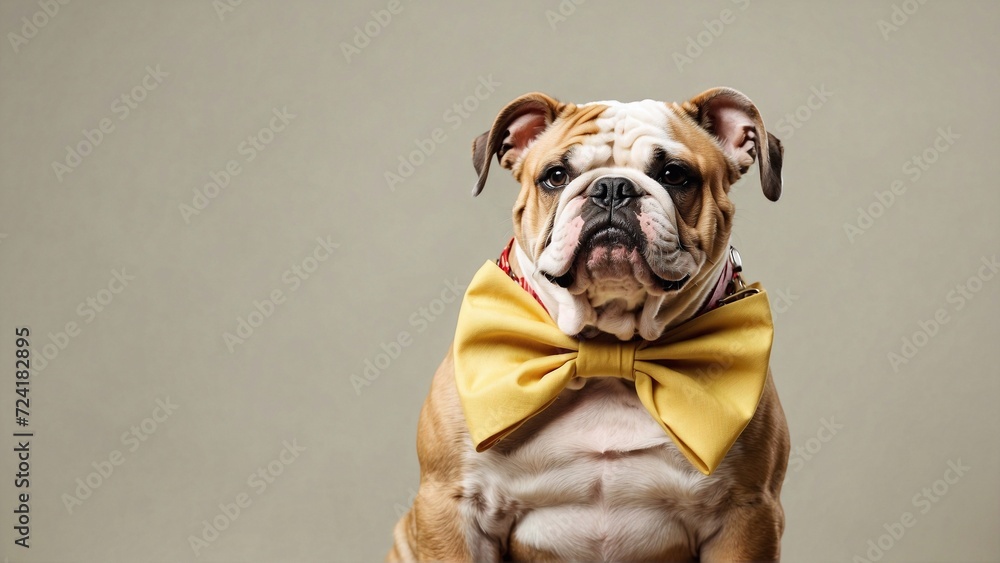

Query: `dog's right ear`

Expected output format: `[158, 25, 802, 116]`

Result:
[471, 92, 563, 196]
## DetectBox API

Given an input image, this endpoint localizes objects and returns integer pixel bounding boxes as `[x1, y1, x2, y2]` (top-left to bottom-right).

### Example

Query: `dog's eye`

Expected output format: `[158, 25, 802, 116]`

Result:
[657, 163, 694, 188]
[541, 167, 570, 190]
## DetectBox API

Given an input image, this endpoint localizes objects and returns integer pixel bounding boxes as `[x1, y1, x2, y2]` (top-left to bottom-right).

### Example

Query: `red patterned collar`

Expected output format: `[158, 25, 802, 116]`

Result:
[497, 239, 548, 313]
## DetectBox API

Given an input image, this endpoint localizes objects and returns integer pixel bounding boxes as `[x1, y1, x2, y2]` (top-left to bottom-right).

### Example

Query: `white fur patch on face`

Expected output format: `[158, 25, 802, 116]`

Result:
[523, 101, 716, 340]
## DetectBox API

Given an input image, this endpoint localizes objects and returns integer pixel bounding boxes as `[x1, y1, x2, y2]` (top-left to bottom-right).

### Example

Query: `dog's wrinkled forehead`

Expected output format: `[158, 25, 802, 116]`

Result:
[564, 100, 692, 171]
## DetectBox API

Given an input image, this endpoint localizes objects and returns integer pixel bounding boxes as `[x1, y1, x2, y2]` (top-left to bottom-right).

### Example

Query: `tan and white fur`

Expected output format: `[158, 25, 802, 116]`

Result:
[388, 88, 790, 562]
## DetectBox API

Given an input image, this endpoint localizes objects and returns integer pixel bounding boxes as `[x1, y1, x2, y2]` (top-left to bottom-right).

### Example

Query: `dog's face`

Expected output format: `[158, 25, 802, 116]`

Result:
[472, 88, 783, 341]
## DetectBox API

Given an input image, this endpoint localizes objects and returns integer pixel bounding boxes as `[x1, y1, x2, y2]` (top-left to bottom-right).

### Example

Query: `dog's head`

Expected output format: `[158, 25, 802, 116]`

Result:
[472, 88, 782, 341]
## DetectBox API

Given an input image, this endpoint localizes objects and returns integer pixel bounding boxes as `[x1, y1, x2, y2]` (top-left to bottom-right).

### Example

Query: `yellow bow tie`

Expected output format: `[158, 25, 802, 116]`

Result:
[454, 261, 774, 475]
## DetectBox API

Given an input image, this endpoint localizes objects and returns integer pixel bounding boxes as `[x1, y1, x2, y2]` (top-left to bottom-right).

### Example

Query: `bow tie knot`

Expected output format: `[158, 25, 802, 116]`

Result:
[576, 339, 638, 381]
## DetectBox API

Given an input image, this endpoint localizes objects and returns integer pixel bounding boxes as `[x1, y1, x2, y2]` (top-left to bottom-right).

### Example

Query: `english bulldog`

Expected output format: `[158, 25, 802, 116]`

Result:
[388, 88, 790, 562]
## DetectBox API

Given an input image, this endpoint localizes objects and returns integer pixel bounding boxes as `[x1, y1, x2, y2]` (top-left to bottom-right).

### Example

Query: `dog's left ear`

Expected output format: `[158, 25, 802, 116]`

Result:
[471, 92, 563, 196]
[682, 87, 783, 201]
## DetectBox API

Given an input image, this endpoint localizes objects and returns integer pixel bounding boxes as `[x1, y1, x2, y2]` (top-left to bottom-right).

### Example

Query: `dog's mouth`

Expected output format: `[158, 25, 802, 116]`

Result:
[541, 224, 690, 292]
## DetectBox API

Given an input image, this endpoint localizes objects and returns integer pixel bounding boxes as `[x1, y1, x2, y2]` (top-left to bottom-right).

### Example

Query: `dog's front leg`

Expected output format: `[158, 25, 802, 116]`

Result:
[387, 353, 506, 562]
[387, 481, 504, 563]
[697, 497, 784, 562]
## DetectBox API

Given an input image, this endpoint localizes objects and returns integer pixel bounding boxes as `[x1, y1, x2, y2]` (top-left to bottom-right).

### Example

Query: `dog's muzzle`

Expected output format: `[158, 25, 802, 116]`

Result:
[542, 176, 690, 292]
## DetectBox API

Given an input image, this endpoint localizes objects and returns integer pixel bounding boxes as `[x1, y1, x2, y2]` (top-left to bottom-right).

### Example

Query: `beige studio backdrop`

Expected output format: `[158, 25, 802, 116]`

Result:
[0, 0, 998, 561]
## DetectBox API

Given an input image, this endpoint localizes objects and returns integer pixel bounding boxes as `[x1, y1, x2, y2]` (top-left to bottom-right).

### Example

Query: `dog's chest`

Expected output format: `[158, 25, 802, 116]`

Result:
[460, 378, 733, 561]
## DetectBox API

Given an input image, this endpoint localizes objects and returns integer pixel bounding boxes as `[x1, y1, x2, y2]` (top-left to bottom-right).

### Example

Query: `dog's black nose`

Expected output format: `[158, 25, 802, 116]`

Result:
[588, 176, 640, 212]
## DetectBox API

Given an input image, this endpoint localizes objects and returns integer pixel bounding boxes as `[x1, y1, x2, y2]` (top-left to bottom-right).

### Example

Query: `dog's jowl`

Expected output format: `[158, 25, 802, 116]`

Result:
[388, 88, 790, 562]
